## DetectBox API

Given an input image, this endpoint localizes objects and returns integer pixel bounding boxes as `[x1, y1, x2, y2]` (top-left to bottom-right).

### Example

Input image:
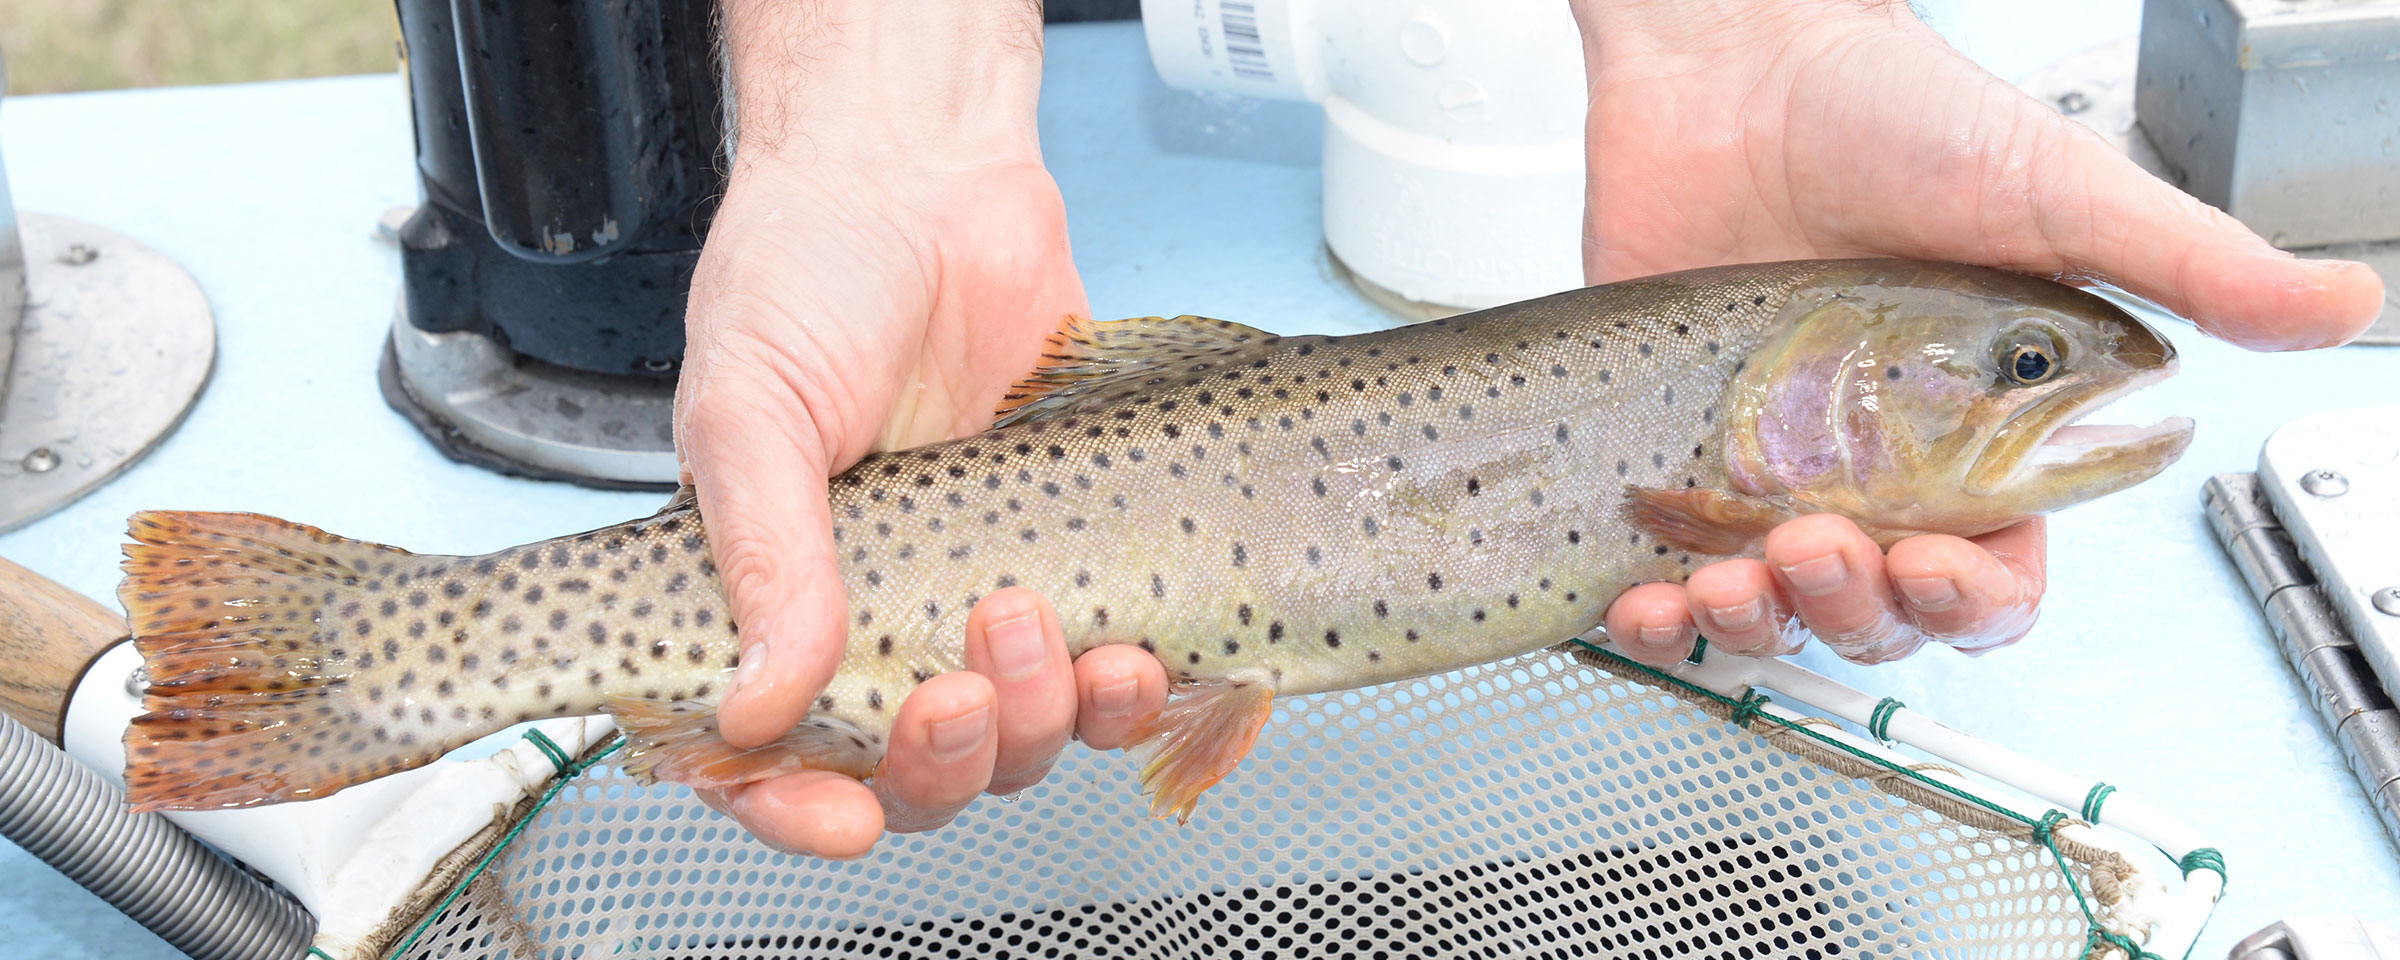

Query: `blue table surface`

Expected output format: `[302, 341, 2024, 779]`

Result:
[5, 6, 2394, 958]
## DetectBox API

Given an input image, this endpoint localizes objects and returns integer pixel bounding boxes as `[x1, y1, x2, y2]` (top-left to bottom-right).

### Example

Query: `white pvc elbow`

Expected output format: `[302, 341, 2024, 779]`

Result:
[1142, 0, 1589, 313]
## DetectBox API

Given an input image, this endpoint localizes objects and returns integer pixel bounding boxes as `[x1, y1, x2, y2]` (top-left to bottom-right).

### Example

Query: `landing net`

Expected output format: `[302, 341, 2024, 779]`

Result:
[386, 641, 2219, 960]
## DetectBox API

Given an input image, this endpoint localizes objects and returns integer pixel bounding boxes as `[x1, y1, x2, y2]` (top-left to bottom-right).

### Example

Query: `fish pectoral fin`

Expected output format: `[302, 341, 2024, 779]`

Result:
[993, 314, 1287, 427]
[1125, 679, 1275, 824]
[1618, 486, 1794, 556]
[604, 696, 879, 788]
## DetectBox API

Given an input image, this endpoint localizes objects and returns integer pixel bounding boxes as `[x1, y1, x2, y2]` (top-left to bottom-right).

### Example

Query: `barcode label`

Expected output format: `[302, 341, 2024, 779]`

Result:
[1219, 2, 1275, 81]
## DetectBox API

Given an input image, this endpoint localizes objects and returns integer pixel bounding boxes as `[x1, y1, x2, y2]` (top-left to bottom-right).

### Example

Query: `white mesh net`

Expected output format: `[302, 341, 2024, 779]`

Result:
[391, 647, 2141, 960]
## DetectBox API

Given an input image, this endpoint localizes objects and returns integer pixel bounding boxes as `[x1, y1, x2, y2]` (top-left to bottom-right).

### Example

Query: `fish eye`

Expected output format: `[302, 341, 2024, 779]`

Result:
[1995, 325, 2063, 385]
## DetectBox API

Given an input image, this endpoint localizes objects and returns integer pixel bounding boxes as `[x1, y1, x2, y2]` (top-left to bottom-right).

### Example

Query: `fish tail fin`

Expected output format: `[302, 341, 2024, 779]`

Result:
[118, 510, 485, 811]
[1127, 680, 1275, 824]
[604, 696, 879, 788]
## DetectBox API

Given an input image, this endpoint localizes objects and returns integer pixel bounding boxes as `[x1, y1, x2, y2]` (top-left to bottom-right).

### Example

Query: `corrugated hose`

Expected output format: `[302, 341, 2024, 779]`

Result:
[0, 710, 315, 958]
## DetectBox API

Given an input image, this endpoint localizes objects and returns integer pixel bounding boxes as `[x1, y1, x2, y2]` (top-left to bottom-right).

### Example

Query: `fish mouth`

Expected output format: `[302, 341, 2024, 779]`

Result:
[1964, 364, 2195, 497]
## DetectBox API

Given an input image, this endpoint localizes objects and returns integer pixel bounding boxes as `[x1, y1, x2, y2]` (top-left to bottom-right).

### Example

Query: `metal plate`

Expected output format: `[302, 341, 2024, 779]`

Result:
[2232, 915, 2400, 960]
[2258, 406, 2400, 710]
[382, 307, 678, 490]
[2203, 470, 2400, 849]
[0, 213, 215, 532]
[2020, 37, 2400, 345]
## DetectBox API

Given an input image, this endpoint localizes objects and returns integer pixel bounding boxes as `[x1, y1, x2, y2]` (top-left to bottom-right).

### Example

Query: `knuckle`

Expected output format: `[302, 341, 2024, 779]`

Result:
[710, 537, 786, 614]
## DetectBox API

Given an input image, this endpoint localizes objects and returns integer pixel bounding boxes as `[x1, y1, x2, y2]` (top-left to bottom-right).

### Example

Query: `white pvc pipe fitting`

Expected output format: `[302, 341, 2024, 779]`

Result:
[1142, 0, 1588, 311]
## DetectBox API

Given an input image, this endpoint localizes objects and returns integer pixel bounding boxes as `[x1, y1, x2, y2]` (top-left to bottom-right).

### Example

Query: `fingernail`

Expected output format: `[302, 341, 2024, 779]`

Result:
[928, 706, 990, 761]
[1897, 576, 1960, 612]
[1091, 678, 1139, 719]
[732, 642, 770, 691]
[1780, 553, 1850, 597]
[1707, 597, 1763, 631]
[1636, 624, 1684, 650]
[986, 610, 1048, 681]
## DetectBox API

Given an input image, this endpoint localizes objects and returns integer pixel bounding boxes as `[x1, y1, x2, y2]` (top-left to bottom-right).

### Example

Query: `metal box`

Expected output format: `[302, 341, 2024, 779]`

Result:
[2135, 0, 2400, 248]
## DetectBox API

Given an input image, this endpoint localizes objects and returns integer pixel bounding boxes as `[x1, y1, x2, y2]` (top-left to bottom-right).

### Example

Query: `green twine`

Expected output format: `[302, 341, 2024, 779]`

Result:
[1867, 697, 1905, 742]
[2031, 813, 2165, 960]
[308, 948, 334, 959]
[384, 731, 624, 960]
[2082, 783, 2116, 824]
[522, 728, 571, 772]
[1563, 637, 2200, 960]
[1685, 636, 1710, 664]
[2179, 848, 2226, 885]
[1729, 691, 1773, 727]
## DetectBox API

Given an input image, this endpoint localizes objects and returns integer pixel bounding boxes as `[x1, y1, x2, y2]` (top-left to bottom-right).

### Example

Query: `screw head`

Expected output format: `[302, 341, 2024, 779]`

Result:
[21, 447, 58, 473]
[2300, 469, 2349, 497]
[57, 243, 99, 266]
[2055, 90, 2093, 115]
[2376, 588, 2400, 618]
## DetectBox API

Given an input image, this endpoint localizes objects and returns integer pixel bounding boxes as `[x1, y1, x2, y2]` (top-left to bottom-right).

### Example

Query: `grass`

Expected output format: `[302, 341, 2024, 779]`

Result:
[1, 0, 396, 94]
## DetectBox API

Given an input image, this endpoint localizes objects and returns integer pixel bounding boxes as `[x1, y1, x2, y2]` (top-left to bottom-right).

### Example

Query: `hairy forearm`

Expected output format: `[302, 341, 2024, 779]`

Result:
[720, 0, 1047, 170]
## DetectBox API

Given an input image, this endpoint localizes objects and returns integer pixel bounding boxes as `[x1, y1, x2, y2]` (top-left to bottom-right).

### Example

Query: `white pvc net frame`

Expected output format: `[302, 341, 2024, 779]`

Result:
[382, 639, 2224, 960]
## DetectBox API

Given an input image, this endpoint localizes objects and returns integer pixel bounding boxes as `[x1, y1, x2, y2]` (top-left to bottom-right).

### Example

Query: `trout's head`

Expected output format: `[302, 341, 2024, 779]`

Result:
[1723, 262, 2193, 541]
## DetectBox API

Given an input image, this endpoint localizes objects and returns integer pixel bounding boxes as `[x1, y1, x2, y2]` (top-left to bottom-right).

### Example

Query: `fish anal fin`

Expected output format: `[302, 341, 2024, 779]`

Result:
[1619, 486, 1792, 556]
[994, 314, 1288, 427]
[1125, 679, 1274, 824]
[604, 696, 879, 788]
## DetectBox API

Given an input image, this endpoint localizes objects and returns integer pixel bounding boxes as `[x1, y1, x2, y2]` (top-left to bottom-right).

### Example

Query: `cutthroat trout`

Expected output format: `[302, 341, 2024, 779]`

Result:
[119, 260, 2192, 818]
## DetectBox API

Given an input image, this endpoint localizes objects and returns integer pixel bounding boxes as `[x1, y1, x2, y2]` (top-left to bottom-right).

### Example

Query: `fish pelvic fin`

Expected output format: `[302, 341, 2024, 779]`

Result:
[1126, 679, 1275, 824]
[993, 314, 1286, 427]
[117, 511, 488, 812]
[1618, 486, 1793, 557]
[604, 695, 879, 788]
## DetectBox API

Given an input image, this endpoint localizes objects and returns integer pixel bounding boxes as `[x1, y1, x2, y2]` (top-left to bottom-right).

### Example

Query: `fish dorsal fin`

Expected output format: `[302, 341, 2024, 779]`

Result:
[995, 314, 1285, 427]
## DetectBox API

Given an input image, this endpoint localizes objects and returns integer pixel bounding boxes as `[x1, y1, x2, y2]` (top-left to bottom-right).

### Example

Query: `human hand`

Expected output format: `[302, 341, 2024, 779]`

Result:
[1572, 0, 2385, 664]
[676, 0, 1167, 857]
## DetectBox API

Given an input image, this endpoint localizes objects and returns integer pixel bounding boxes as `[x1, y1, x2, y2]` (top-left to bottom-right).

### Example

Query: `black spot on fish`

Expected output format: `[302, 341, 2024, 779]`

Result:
[1428, 572, 1444, 590]
[1323, 630, 1341, 648]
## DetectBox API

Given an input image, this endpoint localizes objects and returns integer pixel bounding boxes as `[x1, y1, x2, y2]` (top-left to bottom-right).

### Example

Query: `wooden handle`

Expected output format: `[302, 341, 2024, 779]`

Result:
[0, 554, 128, 744]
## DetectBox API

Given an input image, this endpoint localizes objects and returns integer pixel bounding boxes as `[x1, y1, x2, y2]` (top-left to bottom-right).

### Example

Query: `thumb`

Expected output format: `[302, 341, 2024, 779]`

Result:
[676, 364, 850, 750]
[2034, 121, 2385, 351]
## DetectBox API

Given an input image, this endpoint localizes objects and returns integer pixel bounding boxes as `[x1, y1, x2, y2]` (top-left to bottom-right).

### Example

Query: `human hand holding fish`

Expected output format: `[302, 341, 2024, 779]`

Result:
[661, 0, 1168, 857]
[109, 0, 2386, 862]
[1570, 0, 2385, 666]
